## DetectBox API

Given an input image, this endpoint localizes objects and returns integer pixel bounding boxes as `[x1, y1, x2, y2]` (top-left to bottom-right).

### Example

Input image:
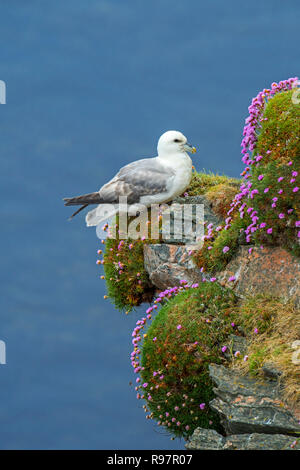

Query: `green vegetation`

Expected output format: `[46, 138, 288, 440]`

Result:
[250, 90, 300, 256]
[255, 89, 300, 165]
[233, 294, 300, 405]
[194, 89, 300, 273]
[102, 171, 241, 311]
[187, 171, 240, 197]
[139, 282, 239, 437]
[194, 215, 248, 274]
[103, 236, 155, 312]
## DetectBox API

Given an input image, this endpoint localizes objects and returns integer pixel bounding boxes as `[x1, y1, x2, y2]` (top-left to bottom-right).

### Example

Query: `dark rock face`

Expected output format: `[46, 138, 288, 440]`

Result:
[209, 364, 300, 436]
[173, 195, 223, 228]
[222, 433, 300, 450]
[143, 195, 224, 290]
[217, 245, 300, 307]
[223, 335, 248, 361]
[186, 428, 300, 450]
[185, 428, 225, 450]
[143, 244, 203, 290]
[144, 216, 300, 307]
[186, 365, 300, 450]
[262, 362, 283, 380]
[158, 195, 223, 246]
[141, 195, 300, 450]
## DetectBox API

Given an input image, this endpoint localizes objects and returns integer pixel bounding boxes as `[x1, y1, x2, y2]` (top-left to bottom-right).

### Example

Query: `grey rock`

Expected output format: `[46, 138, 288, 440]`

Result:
[223, 433, 300, 450]
[262, 362, 283, 380]
[208, 364, 300, 436]
[185, 428, 225, 450]
[143, 244, 203, 290]
[223, 335, 248, 360]
[142, 195, 224, 290]
[217, 245, 300, 307]
[160, 195, 223, 245]
[174, 195, 223, 226]
[186, 427, 300, 450]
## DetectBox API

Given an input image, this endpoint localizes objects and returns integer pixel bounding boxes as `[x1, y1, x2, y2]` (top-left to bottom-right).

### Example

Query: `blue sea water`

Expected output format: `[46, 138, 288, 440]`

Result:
[0, 0, 299, 449]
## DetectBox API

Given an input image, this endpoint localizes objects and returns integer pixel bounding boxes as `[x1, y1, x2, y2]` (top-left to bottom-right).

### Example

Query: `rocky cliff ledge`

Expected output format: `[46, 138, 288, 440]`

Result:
[143, 196, 300, 307]
[101, 81, 300, 450]
[142, 199, 300, 450]
[186, 364, 300, 450]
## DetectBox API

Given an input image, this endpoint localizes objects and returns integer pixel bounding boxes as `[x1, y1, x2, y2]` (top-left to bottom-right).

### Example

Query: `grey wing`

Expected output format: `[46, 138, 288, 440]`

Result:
[99, 158, 175, 204]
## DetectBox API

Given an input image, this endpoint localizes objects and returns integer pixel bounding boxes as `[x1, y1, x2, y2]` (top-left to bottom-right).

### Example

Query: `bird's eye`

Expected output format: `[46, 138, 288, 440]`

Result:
[174, 139, 181, 143]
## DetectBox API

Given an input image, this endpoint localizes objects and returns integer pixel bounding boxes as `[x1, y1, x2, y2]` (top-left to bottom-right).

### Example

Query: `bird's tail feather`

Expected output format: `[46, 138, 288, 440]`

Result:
[63, 192, 118, 226]
[86, 204, 118, 227]
[68, 204, 89, 220]
[63, 192, 103, 206]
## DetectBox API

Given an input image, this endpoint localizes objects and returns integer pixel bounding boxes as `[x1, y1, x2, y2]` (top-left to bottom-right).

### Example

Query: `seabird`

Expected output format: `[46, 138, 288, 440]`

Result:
[63, 130, 196, 226]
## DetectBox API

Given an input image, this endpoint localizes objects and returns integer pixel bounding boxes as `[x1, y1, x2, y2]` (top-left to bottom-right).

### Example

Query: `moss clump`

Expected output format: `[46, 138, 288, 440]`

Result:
[103, 237, 155, 312]
[249, 89, 300, 256]
[249, 162, 299, 256]
[194, 89, 300, 273]
[187, 171, 240, 197]
[233, 295, 300, 405]
[255, 89, 300, 165]
[187, 172, 244, 273]
[139, 282, 239, 438]
[205, 182, 240, 219]
[193, 215, 249, 274]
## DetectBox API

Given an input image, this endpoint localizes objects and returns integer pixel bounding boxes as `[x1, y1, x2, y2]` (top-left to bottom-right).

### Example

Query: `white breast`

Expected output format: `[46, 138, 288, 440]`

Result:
[140, 152, 193, 206]
[168, 153, 193, 197]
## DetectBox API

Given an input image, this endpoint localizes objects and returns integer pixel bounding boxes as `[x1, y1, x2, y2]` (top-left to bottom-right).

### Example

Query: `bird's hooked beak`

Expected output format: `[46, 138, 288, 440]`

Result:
[183, 142, 197, 154]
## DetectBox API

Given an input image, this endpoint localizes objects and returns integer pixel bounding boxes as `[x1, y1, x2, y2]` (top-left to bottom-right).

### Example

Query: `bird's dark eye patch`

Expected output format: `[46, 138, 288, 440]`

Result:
[174, 139, 181, 143]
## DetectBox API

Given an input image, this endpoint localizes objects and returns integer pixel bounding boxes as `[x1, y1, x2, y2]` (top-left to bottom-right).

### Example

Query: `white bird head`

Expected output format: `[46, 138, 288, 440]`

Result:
[157, 130, 196, 157]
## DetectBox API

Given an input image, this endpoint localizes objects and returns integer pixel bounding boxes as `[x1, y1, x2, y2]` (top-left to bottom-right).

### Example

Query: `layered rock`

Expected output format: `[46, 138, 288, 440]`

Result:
[140, 190, 300, 450]
[186, 428, 300, 450]
[186, 364, 300, 450]
[208, 364, 300, 436]
[218, 246, 300, 307]
[143, 195, 221, 290]
[143, 244, 202, 290]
